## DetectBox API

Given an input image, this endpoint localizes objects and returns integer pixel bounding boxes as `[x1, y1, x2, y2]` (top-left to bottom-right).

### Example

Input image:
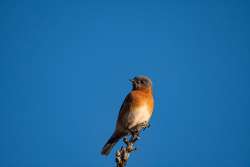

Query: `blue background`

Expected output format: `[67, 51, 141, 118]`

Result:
[0, 0, 250, 167]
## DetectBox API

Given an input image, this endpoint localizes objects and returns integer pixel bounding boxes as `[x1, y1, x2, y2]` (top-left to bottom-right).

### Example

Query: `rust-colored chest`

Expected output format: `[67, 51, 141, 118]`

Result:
[129, 90, 154, 114]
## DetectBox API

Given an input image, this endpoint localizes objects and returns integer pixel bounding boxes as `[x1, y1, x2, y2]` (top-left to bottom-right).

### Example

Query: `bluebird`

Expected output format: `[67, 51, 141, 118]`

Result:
[101, 76, 154, 155]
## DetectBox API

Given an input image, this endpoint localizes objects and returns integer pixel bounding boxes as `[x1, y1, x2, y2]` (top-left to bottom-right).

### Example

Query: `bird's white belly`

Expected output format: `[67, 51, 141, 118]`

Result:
[128, 105, 151, 129]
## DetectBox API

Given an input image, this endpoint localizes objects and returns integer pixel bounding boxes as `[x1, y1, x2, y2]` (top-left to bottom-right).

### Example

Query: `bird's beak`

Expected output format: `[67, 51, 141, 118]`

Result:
[129, 79, 135, 83]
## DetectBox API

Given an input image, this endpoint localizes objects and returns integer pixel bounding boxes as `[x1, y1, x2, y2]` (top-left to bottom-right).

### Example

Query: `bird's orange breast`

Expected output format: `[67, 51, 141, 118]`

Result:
[130, 89, 154, 114]
[116, 87, 154, 131]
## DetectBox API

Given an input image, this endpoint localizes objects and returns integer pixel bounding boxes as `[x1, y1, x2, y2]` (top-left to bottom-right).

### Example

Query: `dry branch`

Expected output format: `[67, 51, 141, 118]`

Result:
[115, 122, 150, 167]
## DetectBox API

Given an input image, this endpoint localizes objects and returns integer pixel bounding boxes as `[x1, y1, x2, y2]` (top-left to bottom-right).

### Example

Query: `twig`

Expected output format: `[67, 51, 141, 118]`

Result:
[115, 122, 150, 167]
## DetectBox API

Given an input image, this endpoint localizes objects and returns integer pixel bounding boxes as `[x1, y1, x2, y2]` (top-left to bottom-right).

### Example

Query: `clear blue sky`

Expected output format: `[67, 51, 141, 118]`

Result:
[0, 0, 250, 167]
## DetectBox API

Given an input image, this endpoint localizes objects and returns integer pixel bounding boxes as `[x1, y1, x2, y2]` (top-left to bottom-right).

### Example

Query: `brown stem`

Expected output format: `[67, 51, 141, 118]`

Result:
[115, 122, 150, 167]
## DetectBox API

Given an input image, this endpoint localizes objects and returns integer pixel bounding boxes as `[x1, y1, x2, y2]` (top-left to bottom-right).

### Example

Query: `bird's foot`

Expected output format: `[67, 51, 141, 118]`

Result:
[135, 121, 150, 131]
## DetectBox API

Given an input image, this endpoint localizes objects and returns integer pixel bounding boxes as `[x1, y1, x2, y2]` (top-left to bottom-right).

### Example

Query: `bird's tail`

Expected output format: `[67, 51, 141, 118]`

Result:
[101, 131, 125, 156]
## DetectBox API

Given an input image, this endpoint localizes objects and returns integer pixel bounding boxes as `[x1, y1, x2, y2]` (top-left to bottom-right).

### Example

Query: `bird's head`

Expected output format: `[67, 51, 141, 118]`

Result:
[129, 75, 152, 91]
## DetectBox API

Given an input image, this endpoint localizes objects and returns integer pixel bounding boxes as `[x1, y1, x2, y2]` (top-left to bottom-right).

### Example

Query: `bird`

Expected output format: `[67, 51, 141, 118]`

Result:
[101, 75, 154, 155]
